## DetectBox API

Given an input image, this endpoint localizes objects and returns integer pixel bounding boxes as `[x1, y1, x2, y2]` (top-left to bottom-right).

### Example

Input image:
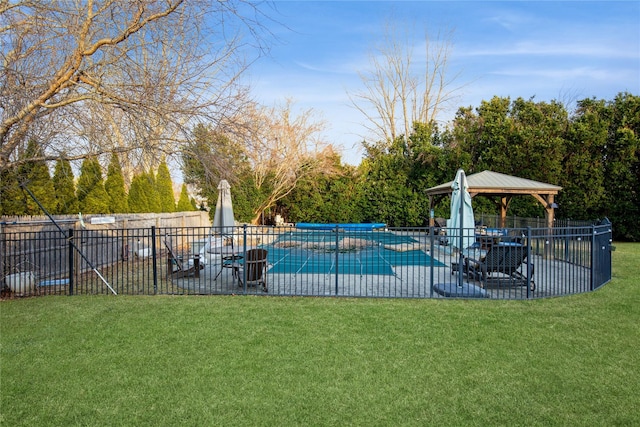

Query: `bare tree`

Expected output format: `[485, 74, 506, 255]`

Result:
[240, 99, 337, 224]
[0, 0, 272, 172]
[180, 99, 338, 224]
[348, 21, 462, 153]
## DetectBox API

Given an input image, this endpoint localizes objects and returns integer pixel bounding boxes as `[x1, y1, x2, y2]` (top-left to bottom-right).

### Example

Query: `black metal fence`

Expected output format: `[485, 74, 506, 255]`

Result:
[1, 221, 613, 299]
[475, 213, 601, 229]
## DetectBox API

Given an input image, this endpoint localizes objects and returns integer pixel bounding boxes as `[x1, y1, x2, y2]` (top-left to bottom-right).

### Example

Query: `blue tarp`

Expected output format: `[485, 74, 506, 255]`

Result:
[296, 222, 386, 231]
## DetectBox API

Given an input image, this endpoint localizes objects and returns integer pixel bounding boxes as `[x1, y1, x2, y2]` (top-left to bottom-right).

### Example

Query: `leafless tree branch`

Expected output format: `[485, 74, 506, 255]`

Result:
[348, 20, 463, 154]
[1, 0, 274, 172]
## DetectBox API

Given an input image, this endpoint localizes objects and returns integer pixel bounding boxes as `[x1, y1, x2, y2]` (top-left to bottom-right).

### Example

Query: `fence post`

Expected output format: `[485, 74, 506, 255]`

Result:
[590, 224, 595, 292]
[0, 224, 4, 288]
[526, 227, 532, 299]
[151, 226, 158, 294]
[67, 228, 74, 296]
[335, 225, 339, 295]
[122, 219, 129, 261]
[429, 225, 435, 298]
[242, 224, 247, 294]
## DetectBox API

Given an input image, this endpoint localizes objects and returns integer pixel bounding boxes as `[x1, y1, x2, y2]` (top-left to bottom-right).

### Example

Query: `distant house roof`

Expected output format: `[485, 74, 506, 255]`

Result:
[425, 170, 562, 197]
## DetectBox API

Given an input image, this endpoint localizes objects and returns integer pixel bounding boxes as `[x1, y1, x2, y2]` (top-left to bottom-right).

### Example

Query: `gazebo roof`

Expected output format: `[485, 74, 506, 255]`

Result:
[425, 170, 562, 197]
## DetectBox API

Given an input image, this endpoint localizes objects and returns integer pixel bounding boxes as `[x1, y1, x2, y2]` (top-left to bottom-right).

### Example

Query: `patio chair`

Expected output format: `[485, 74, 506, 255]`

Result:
[237, 248, 268, 292]
[464, 244, 535, 291]
[164, 236, 204, 279]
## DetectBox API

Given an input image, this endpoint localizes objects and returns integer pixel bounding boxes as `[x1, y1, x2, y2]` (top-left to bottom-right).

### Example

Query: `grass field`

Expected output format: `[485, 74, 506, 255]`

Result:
[1, 243, 638, 426]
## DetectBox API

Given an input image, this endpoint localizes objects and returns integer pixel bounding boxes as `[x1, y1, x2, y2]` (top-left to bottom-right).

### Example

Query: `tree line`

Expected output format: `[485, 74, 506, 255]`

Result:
[0, 150, 197, 216]
[1, 93, 637, 242]
[186, 93, 638, 241]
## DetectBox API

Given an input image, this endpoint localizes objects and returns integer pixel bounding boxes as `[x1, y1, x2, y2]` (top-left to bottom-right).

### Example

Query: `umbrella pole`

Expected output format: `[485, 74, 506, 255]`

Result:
[458, 192, 464, 287]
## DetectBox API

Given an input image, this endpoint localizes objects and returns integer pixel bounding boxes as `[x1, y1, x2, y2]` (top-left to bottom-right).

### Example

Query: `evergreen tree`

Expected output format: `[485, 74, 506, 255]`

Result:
[357, 137, 424, 227]
[105, 153, 129, 213]
[52, 158, 79, 214]
[0, 167, 25, 215]
[560, 98, 608, 220]
[77, 157, 109, 214]
[155, 159, 176, 212]
[601, 92, 640, 240]
[128, 173, 150, 213]
[448, 97, 568, 218]
[18, 139, 56, 215]
[278, 154, 365, 224]
[143, 171, 161, 213]
[176, 183, 194, 211]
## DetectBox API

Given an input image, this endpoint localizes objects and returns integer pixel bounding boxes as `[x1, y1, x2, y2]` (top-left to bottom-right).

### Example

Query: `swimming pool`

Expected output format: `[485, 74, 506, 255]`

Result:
[264, 230, 444, 276]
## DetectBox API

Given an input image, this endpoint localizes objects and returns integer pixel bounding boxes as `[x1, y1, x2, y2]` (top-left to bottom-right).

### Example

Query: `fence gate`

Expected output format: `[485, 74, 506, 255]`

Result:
[592, 218, 613, 290]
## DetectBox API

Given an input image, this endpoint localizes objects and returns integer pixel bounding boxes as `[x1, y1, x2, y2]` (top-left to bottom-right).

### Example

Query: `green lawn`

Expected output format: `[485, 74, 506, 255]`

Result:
[1, 244, 638, 426]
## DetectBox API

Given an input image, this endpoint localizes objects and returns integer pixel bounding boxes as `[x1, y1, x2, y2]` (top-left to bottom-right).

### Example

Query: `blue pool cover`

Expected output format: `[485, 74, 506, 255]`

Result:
[296, 222, 386, 231]
[264, 231, 444, 276]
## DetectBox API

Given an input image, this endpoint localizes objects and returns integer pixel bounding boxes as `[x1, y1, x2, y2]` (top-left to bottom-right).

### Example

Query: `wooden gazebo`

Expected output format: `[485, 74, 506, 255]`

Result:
[425, 170, 562, 229]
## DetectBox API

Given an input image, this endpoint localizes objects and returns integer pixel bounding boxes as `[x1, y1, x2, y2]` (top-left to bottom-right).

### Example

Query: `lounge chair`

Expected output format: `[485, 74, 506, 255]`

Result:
[237, 248, 268, 292]
[464, 244, 535, 291]
[164, 236, 204, 279]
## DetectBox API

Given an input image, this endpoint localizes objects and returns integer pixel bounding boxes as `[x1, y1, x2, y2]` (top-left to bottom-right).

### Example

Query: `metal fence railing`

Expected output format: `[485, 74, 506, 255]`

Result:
[1, 222, 613, 299]
[475, 213, 602, 229]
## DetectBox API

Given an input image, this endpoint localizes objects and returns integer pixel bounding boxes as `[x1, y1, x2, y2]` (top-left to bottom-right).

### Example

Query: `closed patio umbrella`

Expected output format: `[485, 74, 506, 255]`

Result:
[200, 180, 236, 261]
[448, 169, 475, 251]
[433, 169, 487, 296]
[212, 179, 235, 235]
[449, 169, 475, 289]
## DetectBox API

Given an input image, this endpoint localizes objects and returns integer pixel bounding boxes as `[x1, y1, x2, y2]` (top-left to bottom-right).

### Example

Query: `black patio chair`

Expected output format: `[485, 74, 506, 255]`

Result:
[464, 244, 535, 291]
[237, 248, 268, 292]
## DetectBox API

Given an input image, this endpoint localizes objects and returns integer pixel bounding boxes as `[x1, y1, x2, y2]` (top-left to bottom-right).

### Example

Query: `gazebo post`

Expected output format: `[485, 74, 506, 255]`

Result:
[544, 194, 556, 229]
[532, 193, 557, 259]
[428, 195, 435, 227]
[500, 196, 511, 228]
[544, 195, 557, 259]
[531, 193, 556, 230]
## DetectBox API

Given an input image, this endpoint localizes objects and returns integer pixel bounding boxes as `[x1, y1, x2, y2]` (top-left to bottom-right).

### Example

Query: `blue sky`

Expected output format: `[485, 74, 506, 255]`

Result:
[246, 1, 640, 165]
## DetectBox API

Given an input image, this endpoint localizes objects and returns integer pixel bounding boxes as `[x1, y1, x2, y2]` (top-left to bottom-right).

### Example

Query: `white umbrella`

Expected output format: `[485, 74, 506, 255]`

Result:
[212, 179, 235, 235]
[448, 169, 475, 250]
[440, 169, 485, 295]
[199, 180, 236, 264]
